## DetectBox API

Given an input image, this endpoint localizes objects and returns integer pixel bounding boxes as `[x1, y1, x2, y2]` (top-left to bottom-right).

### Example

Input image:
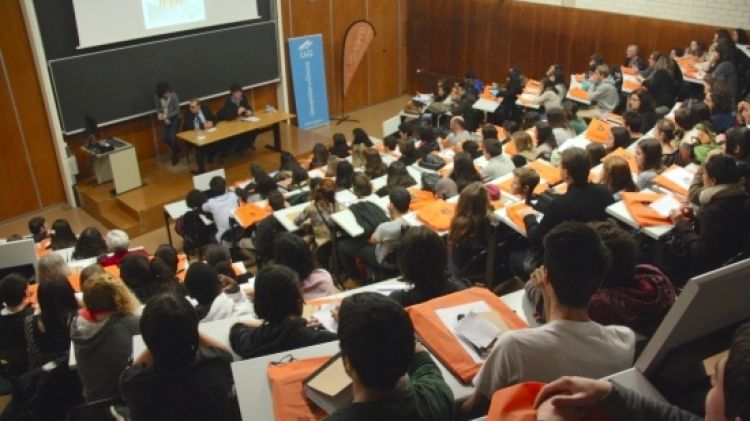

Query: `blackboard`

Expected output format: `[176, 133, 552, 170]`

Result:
[33, 0, 280, 134]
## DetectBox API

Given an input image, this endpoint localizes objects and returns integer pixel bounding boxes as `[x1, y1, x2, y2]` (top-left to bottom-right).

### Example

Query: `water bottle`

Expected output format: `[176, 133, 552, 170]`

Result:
[265, 104, 273, 114]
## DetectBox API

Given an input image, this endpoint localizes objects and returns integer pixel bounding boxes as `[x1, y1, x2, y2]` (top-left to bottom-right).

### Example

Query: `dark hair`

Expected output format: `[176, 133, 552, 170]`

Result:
[364, 149, 387, 179]
[140, 292, 199, 371]
[586, 142, 606, 166]
[610, 127, 632, 150]
[588, 221, 637, 288]
[353, 173, 372, 198]
[337, 292, 414, 391]
[150, 257, 178, 289]
[691, 102, 712, 125]
[73, 227, 108, 260]
[398, 122, 413, 136]
[310, 143, 330, 169]
[546, 107, 570, 131]
[119, 253, 153, 289]
[623, 111, 642, 133]
[725, 322, 750, 420]
[450, 152, 482, 193]
[562, 100, 579, 120]
[725, 127, 750, 159]
[417, 126, 436, 144]
[483, 138, 503, 158]
[383, 135, 399, 151]
[267, 190, 285, 211]
[705, 154, 741, 184]
[279, 151, 298, 172]
[352, 128, 374, 147]
[385, 161, 416, 190]
[205, 244, 231, 268]
[709, 90, 732, 114]
[28, 217, 45, 236]
[398, 227, 447, 294]
[560, 148, 591, 185]
[229, 83, 242, 94]
[631, 88, 655, 112]
[254, 171, 277, 199]
[655, 119, 676, 143]
[37, 274, 78, 336]
[535, 121, 556, 148]
[155, 81, 170, 97]
[637, 138, 663, 172]
[155, 244, 178, 273]
[602, 156, 637, 194]
[674, 107, 696, 131]
[398, 139, 417, 160]
[522, 110, 541, 130]
[186, 189, 208, 209]
[540, 76, 555, 92]
[543, 221, 611, 308]
[462, 140, 482, 159]
[449, 182, 490, 244]
[502, 120, 520, 137]
[184, 262, 220, 306]
[482, 124, 498, 140]
[714, 39, 735, 64]
[273, 233, 316, 282]
[335, 160, 354, 190]
[49, 219, 76, 250]
[253, 264, 303, 325]
[209, 176, 226, 195]
[734, 28, 749, 44]
[0, 273, 29, 307]
[389, 187, 411, 213]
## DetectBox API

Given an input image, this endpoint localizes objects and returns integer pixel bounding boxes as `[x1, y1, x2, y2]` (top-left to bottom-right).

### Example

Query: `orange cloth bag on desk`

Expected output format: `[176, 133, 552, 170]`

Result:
[621, 192, 672, 227]
[585, 118, 614, 144]
[407, 287, 527, 384]
[487, 382, 613, 421]
[527, 160, 562, 186]
[267, 357, 330, 421]
[234, 203, 271, 229]
[408, 188, 437, 212]
[416, 200, 456, 232]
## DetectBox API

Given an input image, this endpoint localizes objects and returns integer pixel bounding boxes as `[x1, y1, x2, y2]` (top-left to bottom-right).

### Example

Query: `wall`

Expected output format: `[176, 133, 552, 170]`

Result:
[280, 0, 407, 116]
[0, 0, 66, 222]
[407, 0, 718, 93]
[517, 0, 750, 29]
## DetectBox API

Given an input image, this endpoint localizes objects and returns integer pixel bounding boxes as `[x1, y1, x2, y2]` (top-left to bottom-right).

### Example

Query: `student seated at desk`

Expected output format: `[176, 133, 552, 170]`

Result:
[600, 156, 637, 201]
[48, 218, 76, 251]
[642, 52, 678, 109]
[119, 253, 164, 303]
[240, 164, 278, 203]
[524, 148, 614, 250]
[448, 182, 494, 279]
[277, 151, 309, 191]
[460, 139, 483, 160]
[201, 176, 239, 244]
[37, 253, 71, 280]
[512, 130, 539, 164]
[178, 189, 217, 255]
[507, 168, 541, 278]
[72, 227, 108, 261]
[627, 89, 657, 134]
[184, 262, 254, 322]
[445, 116, 472, 147]
[0, 273, 33, 377]
[99, 229, 148, 267]
[578, 65, 619, 119]
[533, 77, 563, 110]
[376, 161, 416, 197]
[243, 190, 286, 264]
[295, 178, 344, 267]
[562, 101, 587, 135]
[634, 138, 665, 190]
[364, 148, 387, 179]
[533, 321, 750, 421]
[460, 222, 635, 419]
[389, 227, 470, 307]
[481, 138, 515, 181]
[397, 139, 419, 166]
[229, 265, 336, 359]
[272, 233, 335, 301]
[450, 151, 483, 193]
[336, 161, 355, 190]
[416, 126, 440, 160]
[327, 292, 455, 421]
[535, 121, 559, 163]
[71, 273, 140, 403]
[309, 142, 330, 169]
[28, 216, 48, 244]
[623, 111, 645, 144]
[330, 132, 351, 158]
[357, 187, 411, 279]
[120, 293, 237, 421]
[548, 107, 576, 147]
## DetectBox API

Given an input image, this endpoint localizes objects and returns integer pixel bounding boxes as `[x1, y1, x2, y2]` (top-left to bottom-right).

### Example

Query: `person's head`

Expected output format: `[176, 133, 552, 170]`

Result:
[204, 244, 231, 268]
[628, 89, 654, 112]
[208, 176, 226, 196]
[398, 138, 417, 157]
[626, 44, 639, 59]
[155, 244, 179, 273]
[335, 160, 354, 190]
[183, 262, 220, 306]
[28, 217, 46, 237]
[450, 181, 491, 244]
[383, 135, 399, 152]
[546, 107, 569, 130]
[74, 227, 107, 258]
[36, 274, 77, 332]
[540, 76, 555, 92]
[706, 91, 733, 115]
[589, 64, 610, 83]
[450, 116, 466, 133]
[511, 131, 534, 153]
[313, 178, 337, 206]
[712, 39, 734, 64]
[229, 83, 243, 101]
[105, 229, 130, 253]
[481, 124, 499, 141]
[704, 154, 741, 187]
[623, 111, 643, 135]
[586, 142, 606, 166]
[502, 120, 520, 138]
[279, 151, 297, 171]
[265, 189, 285, 212]
[560, 147, 591, 185]
[50, 219, 76, 246]
[188, 98, 202, 114]
[589, 53, 605, 70]
[704, 322, 750, 421]
[521, 110, 541, 130]
[352, 173, 372, 198]
[511, 167, 540, 201]
[337, 292, 415, 392]
[461, 140, 482, 159]
[483, 138, 503, 158]
[636, 138, 663, 172]
[601, 156, 637, 194]
[417, 126, 436, 144]
[451, 152, 481, 190]
[79, 264, 104, 292]
[724, 127, 750, 159]
[37, 253, 71, 279]
[352, 128, 372, 146]
[332, 133, 348, 149]
[398, 226, 447, 291]
[364, 148, 385, 176]
[140, 292, 199, 371]
[155, 81, 171, 98]
[693, 123, 717, 145]
[542, 221, 611, 310]
[119, 253, 153, 289]
[398, 122, 413, 138]
[186, 189, 208, 210]
[311, 142, 330, 166]
[654, 119, 676, 144]
[253, 264, 303, 325]
[254, 172, 277, 198]
[535, 121, 556, 148]
[562, 101, 580, 121]
[689, 40, 706, 56]
[388, 186, 411, 216]
[0, 273, 29, 308]
[588, 221, 638, 289]
[82, 273, 140, 315]
[674, 106, 697, 131]
[273, 233, 316, 282]
[386, 161, 415, 189]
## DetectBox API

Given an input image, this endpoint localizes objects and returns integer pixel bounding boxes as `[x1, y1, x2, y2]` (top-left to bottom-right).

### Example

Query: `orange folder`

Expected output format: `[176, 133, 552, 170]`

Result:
[487, 382, 613, 421]
[569, 86, 590, 101]
[623, 79, 641, 92]
[653, 165, 691, 196]
[585, 118, 613, 144]
[407, 287, 527, 384]
[621, 192, 672, 227]
[527, 160, 562, 186]
[416, 200, 456, 232]
[505, 202, 536, 233]
[234, 203, 272, 228]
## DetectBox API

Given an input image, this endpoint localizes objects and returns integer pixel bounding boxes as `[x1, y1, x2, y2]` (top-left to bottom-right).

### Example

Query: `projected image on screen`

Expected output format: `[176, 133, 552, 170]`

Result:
[142, 0, 206, 30]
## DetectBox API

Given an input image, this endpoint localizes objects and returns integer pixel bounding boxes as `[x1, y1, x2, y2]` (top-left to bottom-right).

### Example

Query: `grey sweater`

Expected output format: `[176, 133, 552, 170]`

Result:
[602, 382, 701, 421]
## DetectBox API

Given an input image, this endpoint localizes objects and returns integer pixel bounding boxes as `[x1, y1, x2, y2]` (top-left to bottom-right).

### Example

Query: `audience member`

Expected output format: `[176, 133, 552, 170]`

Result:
[72, 227, 108, 260]
[184, 262, 253, 322]
[119, 253, 162, 303]
[450, 151, 483, 192]
[448, 182, 494, 278]
[201, 176, 239, 243]
[272, 233, 335, 301]
[627, 89, 657, 133]
[634, 138, 664, 190]
[330, 133, 351, 158]
[481, 138, 514, 181]
[601, 156, 637, 200]
[48, 219, 76, 251]
[37, 253, 72, 279]
[0, 273, 33, 376]
[99, 229, 143, 267]
[27, 216, 48, 244]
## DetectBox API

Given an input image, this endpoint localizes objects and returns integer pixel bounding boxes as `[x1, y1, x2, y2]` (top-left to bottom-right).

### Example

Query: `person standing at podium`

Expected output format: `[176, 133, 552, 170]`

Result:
[183, 98, 218, 174]
[154, 81, 182, 165]
[219, 83, 257, 153]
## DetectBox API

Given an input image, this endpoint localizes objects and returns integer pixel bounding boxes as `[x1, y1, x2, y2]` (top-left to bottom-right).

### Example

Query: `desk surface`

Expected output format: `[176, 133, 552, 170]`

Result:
[177, 111, 294, 146]
[606, 200, 674, 240]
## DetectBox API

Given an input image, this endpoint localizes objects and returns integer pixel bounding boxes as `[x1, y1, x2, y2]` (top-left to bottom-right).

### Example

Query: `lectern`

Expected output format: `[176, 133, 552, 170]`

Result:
[83, 138, 142, 195]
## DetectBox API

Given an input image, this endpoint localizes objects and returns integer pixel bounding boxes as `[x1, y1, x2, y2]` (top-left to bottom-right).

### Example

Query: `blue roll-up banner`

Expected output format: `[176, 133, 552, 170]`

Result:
[288, 34, 330, 129]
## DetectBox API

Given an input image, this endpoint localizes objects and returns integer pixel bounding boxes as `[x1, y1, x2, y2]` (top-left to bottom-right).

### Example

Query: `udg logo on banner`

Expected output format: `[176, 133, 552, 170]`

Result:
[288, 35, 329, 130]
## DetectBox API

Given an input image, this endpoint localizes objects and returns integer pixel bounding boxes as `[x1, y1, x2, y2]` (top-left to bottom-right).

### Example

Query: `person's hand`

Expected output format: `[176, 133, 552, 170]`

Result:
[205, 121, 214, 129]
[157, 112, 165, 121]
[219, 275, 239, 294]
[237, 106, 246, 116]
[669, 208, 685, 224]
[536, 397, 588, 421]
[245, 109, 253, 116]
[307, 316, 323, 329]
[530, 266, 545, 288]
[533, 376, 613, 410]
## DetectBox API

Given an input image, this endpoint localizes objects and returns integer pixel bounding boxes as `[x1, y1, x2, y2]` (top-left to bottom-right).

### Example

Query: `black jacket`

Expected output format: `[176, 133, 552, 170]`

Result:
[524, 182, 614, 248]
[219, 96, 252, 121]
[229, 318, 336, 359]
[642, 69, 675, 108]
[182, 105, 217, 131]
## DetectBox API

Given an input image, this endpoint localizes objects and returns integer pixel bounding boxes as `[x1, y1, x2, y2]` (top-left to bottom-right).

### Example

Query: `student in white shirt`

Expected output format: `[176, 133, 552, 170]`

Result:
[459, 221, 635, 419]
[201, 176, 238, 243]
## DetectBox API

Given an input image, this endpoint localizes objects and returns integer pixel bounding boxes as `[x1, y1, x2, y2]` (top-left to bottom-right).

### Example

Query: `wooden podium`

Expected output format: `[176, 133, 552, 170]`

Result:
[84, 138, 142, 195]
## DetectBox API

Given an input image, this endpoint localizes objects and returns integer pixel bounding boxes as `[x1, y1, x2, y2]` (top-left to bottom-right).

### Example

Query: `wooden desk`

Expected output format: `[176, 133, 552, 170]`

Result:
[176, 111, 295, 153]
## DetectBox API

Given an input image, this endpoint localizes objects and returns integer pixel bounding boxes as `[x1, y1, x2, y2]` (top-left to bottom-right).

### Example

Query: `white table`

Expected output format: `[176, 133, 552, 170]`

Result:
[273, 201, 311, 232]
[472, 98, 501, 113]
[566, 74, 591, 105]
[605, 200, 674, 240]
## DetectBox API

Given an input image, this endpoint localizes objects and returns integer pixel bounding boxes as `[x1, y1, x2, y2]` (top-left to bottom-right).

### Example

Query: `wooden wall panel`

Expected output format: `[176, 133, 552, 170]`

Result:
[368, 0, 401, 104]
[407, 0, 717, 93]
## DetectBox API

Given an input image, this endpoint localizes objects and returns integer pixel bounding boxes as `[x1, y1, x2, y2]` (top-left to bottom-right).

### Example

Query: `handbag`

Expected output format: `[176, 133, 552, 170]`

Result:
[418, 154, 446, 171]
[420, 172, 442, 193]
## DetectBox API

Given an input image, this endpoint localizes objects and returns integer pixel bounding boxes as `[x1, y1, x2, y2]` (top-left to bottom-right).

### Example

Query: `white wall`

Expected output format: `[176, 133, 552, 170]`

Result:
[517, 0, 750, 29]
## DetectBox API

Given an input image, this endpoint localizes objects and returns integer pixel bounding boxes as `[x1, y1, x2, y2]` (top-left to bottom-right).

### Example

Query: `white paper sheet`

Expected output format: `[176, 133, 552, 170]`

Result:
[455, 311, 501, 350]
[435, 301, 493, 363]
[649, 194, 681, 218]
[661, 167, 693, 192]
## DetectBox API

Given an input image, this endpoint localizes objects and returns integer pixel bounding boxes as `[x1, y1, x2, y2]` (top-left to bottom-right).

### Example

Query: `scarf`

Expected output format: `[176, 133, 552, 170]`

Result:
[699, 183, 745, 205]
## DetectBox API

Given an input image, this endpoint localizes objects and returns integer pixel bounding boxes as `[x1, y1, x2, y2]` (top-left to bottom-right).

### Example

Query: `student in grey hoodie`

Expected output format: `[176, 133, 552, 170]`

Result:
[71, 273, 140, 402]
[578, 64, 619, 119]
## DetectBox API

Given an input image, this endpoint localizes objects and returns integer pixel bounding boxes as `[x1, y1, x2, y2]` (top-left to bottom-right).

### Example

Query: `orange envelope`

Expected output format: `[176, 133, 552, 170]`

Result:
[234, 203, 271, 228]
[621, 192, 672, 227]
[623, 79, 641, 92]
[527, 160, 562, 186]
[506, 202, 536, 233]
[569, 87, 589, 100]
[585, 118, 613, 144]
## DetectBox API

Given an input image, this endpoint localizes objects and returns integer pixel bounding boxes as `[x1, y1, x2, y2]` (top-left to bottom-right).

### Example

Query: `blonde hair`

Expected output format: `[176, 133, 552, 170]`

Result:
[82, 273, 140, 315]
[511, 131, 534, 153]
